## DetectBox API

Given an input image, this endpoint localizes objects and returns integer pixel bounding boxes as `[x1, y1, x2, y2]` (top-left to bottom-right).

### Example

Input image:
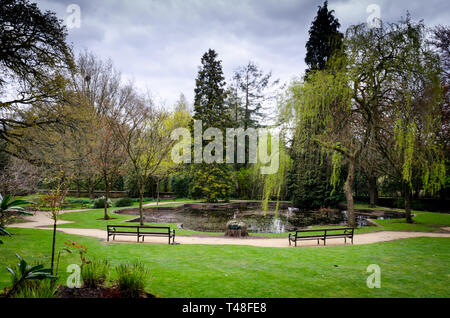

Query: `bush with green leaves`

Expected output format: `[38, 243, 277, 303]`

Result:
[0, 194, 33, 243]
[91, 197, 113, 209]
[5, 254, 55, 297]
[11, 279, 57, 298]
[114, 197, 134, 207]
[114, 262, 149, 298]
[66, 198, 91, 206]
[81, 259, 110, 288]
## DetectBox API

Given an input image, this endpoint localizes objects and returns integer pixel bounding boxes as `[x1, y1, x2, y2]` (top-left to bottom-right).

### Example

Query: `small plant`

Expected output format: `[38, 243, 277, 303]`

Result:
[11, 279, 57, 298]
[66, 198, 91, 208]
[114, 262, 149, 298]
[92, 196, 113, 209]
[64, 241, 89, 267]
[81, 259, 110, 288]
[114, 197, 134, 207]
[5, 254, 55, 297]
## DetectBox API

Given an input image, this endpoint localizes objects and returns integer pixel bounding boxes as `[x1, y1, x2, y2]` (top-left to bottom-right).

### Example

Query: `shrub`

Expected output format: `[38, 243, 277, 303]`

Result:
[11, 279, 57, 298]
[67, 198, 91, 205]
[91, 197, 113, 209]
[114, 263, 149, 298]
[6, 254, 55, 297]
[114, 197, 134, 207]
[81, 259, 109, 288]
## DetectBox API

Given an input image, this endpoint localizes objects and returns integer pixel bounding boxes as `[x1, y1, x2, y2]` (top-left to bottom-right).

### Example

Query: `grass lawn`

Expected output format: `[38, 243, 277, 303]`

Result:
[0, 228, 448, 298]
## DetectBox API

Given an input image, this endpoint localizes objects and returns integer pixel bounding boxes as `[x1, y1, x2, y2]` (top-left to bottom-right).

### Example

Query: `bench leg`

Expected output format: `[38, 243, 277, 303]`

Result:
[113, 235, 115, 241]
[344, 237, 346, 244]
[142, 236, 145, 242]
[324, 238, 326, 246]
[352, 237, 353, 245]
[137, 235, 140, 243]
[317, 239, 319, 245]
[107, 234, 109, 242]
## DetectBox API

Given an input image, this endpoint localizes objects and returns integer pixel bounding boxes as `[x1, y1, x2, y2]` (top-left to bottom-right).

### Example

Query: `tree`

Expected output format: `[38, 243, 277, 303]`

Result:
[288, 0, 344, 210]
[288, 18, 435, 226]
[430, 25, 450, 200]
[304, 1, 343, 76]
[190, 49, 234, 202]
[232, 62, 279, 129]
[0, 0, 74, 151]
[96, 120, 127, 219]
[0, 156, 41, 196]
[40, 171, 71, 274]
[373, 18, 445, 222]
[107, 90, 178, 225]
[153, 105, 190, 205]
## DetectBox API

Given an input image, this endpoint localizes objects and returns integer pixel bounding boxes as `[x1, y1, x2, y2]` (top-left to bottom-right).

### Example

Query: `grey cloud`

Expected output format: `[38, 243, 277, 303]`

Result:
[35, 0, 449, 106]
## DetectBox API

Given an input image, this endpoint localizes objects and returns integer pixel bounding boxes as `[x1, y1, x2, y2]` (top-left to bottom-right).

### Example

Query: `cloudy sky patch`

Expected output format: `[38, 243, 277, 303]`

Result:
[35, 0, 450, 107]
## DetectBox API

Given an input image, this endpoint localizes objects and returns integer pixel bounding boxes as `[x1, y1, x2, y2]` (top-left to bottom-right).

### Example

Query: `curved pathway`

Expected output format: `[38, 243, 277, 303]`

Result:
[10, 210, 450, 248]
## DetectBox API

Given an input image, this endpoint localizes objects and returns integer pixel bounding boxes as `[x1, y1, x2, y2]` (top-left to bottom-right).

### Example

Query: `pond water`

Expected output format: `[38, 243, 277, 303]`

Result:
[136, 208, 352, 233]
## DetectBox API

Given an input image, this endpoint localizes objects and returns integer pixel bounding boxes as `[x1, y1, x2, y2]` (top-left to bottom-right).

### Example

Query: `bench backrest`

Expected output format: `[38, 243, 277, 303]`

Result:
[107, 225, 171, 233]
[294, 227, 354, 236]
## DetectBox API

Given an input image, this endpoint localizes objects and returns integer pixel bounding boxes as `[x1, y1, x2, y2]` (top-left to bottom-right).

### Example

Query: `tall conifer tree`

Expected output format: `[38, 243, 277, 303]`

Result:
[190, 49, 233, 202]
[289, 1, 343, 209]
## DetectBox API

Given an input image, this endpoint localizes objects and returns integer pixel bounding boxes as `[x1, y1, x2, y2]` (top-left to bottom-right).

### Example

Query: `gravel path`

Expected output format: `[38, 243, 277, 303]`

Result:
[10, 211, 450, 248]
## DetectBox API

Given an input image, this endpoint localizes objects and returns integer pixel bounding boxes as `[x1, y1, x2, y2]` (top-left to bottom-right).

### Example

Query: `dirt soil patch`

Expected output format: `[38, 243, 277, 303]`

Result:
[57, 286, 155, 298]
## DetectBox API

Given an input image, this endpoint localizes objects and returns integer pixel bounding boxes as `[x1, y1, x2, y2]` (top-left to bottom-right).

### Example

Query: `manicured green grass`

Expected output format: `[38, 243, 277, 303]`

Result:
[374, 212, 450, 232]
[0, 228, 449, 297]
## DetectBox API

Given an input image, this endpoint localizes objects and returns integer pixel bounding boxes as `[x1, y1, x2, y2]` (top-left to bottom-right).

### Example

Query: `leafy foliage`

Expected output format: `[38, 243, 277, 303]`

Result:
[0, 194, 32, 243]
[81, 259, 110, 288]
[5, 254, 55, 297]
[91, 196, 113, 209]
[190, 49, 234, 202]
[114, 262, 149, 298]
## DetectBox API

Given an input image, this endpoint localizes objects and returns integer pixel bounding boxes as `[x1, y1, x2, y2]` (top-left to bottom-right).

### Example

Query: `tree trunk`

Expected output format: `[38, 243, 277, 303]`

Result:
[344, 159, 356, 228]
[50, 219, 57, 274]
[76, 180, 81, 198]
[88, 180, 94, 200]
[156, 180, 160, 206]
[103, 172, 110, 220]
[404, 183, 412, 223]
[368, 176, 378, 208]
[138, 178, 144, 225]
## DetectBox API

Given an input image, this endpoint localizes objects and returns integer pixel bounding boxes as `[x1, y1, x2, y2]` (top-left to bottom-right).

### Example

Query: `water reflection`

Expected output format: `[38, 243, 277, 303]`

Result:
[139, 208, 345, 233]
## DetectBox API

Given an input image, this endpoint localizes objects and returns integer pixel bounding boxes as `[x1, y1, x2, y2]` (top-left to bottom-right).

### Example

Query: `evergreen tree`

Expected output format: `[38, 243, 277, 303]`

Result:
[289, 1, 344, 210]
[190, 49, 233, 202]
[304, 1, 343, 75]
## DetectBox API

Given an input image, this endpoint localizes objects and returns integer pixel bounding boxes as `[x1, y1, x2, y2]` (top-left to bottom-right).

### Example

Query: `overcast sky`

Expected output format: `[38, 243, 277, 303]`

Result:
[35, 0, 450, 107]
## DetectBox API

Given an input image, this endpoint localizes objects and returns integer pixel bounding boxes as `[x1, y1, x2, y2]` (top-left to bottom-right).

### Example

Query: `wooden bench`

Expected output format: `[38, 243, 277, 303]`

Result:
[289, 227, 354, 247]
[107, 225, 176, 244]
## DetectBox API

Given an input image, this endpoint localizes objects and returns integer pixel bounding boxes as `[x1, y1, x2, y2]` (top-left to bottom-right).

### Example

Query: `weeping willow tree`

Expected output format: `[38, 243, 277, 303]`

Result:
[374, 18, 446, 222]
[284, 16, 446, 227]
[287, 63, 361, 226]
[248, 129, 292, 215]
